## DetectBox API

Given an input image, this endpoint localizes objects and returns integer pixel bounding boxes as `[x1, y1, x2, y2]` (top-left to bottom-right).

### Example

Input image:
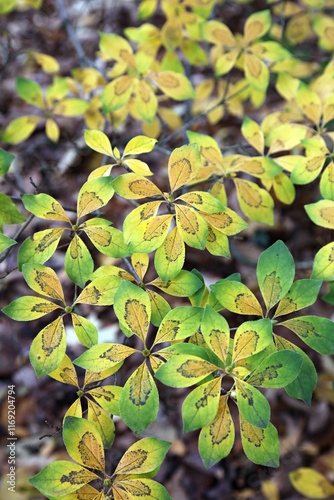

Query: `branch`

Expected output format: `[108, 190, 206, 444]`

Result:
[122, 257, 141, 284]
[0, 214, 35, 265]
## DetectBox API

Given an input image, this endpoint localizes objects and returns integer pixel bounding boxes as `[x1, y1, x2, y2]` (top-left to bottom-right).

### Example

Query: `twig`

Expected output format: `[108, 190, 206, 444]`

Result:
[0, 266, 18, 279]
[158, 81, 249, 147]
[122, 257, 141, 284]
[0, 214, 35, 265]
[55, 0, 92, 68]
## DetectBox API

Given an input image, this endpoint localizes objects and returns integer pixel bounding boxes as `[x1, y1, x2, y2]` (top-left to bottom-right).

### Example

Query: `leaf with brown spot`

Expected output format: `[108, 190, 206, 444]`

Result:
[168, 144, 201, 192]
[63, 416, 105, 470]
[22, 263, 64, 302]
[114, 437, 171, 475]
[30, 317, 66, 378]
[114, 280, 151, 342]
[210, 281, 263, 316]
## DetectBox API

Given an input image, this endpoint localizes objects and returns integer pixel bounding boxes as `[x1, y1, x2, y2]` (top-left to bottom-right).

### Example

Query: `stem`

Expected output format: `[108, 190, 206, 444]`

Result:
[122, 257, 141, 284]
[0, 214, 35, 265]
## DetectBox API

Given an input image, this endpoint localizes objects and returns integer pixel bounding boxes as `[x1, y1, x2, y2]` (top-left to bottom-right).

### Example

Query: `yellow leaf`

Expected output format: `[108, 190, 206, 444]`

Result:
[202, 20, 236, 46]
[123, 135, 157, 156]
[123, 201, 161, 243]
[234, 178, 274, 225]
[113, 173, 162, 199]
[2, 116, 40, 145]
[175, 204, 208, 250]
[154, 226, 185, 281]
[241, 117, 264, 154]
[84, 129, 113, 157]
[200, 208, 248, 236]
[99, 32, 137, 68]
[296, 83, 322, 125]
[87, 399, 115, 449]
[161, 17, 183, 50]
[135, 80, 158, 124]
[101, 75, 135, 113]
[244, 10, 271, 44]
[323, 94, 334, 125]
[114, 280, 151, 342]
[77, 177, 114, 219]
[45, 118, 60, 143]
[215, 49, 240, 75]
[48, 354, 79, 387]
[22, 263, 64, 302]
[30, 318, 66, 378]
[244, 52, 269, 92]
[84, 365, 123, 386]
[131, 253, 149, 281]
[53, 98, 89, 116]
[290, 468, 334, 498]
[123, 158, 153, 176]
[64, 399, 83, 420]
[149, 71, 195, 100]
[129, 214, 173, 253]
[33, 52, 59, 73]
[168, 143, 201, 192]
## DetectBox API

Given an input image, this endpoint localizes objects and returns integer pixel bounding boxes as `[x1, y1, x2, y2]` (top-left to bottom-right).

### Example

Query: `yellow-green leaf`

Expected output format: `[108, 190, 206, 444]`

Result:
[53, 99, 89, 116]
[75, 275, 123, 306]
[244, 10, 271, 44]
[149, 71, 195, 100]
[240, 416, 279, 468]
[244, 53, 269, 93]
[101, 75, 134, 113]
[74, 343, 136, 372]
[22, 193, 70, 222]
[305, 200, 334, 229]
[18, 228, 65, 271]
[123, 201, 161, 243]
[114, 437, 171, 475]
[175, 204, 208, 250]
[129, 214, 173, 253]
[89, 385, 122, 416]
[154, 226, 185, 281]
[296, 83, 322, 125]
[200, 208, 248, 236]
[99, 32, 137, 68]
[33, 52, 60, 73]
[114, 280, 151, 342]
[65, 235, 94, 289]
[210, 281, 263, 316]
[168, 144, 201, 192]
[233, 319, 272, 363]
[30, 317, 66, 378]
[289, 468, 334, 499]
[131, 252, 149, 281]
[113, 173, 162, 199]
[87, 399, 115, 449]
[48, 354, 79, 387]
[241, 117, 264, 154]
[63, 416, 105, 470]
[2, 116, 40, 144]
[77, 176, 114, 219]
[22, 263, 64, 302]
[234, 178, 274, 225]
[84, 129, 113, 157]
[123, 136, 157, 157]
[2, 296, 60, 321]
[71, 313, 98, 348]
[16, 77, 44, 109]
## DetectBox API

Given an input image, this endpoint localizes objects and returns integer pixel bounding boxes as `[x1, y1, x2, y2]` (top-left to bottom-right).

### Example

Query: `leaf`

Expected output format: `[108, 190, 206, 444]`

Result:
[30, 317, 66, 377]
[154, 226, 185, 281]
[17, 228, 65, 270]
[275, 336, 317, 406]
[247, 350, 303, 387]
[257, 240, 295, 311]
[114, 437, 171, 475]
[135, 79, 158, 124]
[155, 354, 217, 388]
[63, 416, 105, 470]
[281, 316, 334, 355]
[48, 354, 79, 387]
[149, 71, 195, 100]
[84, 225, 129, 258]
[241, 117, 264, 154]
[199, 395, 235, 468]
[33, 52, 60, 73]
[311, 242, 334, 281]
[234, 178, 274, 225]
[320, 162, 334, 201]
[114, 478, 171, 500]
[129, 214, 173, 253]
[89, 385, 122, 415]
[147, 289, 171, 327]
[28, 461, 99, 497]
[73, 343, 136, 371]
[168, 144, 201, 192]
[201, 305, 230, 365]
[199, 208, 248, 236]
[2, 116, 40, 144]
[16, 77, 44, 109]
[177, 191, 224, 214]
[183, 378, 221, 433]
[84, 129, 113, 157]
[240, 416, 279, 468]
[244, 53, 269, 92]
[210, 280, 263, 316]
[113, 173, 162, 199]
[123, 201, 161, 243]
[232, 319, 272, 363]
[114, 280, 151, 342]
[131, 253, 149, 282]
[71, 314, 98, 348]
[274, 279, 322, 318]
[123, 136, 157, 157]
[99, 32, 137, 68]
[87, 399, 115, 449]
[65, 235, 94, 289]
[206, 225, 230, 257]
[123, 158, 154, 176]
[175, 204, 208, 250]
[53, 98, 89, 117]
[84, 365, 123, 386]
[0, 193, 25, 224]
[150, 270, 203, 297]
[235, 379, 270, 429]
[77, 177, 114, 219]
[0, 147, 15, 176]
[244, 10, 271, 43]
[2, 296, 60, 321]
[119, 362, 159, 435]
[296, 82, 322, 125]
[101, 75, 134, 113]
[289, 468, 334, 499]
[22, 263, 64, 302]
[154, 306, 203, 344]
[0, 234, 16, 253]
[305, 200, 334, 230]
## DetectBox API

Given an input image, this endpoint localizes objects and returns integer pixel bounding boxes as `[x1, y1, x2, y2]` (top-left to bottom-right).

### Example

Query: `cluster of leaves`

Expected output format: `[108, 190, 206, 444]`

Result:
[2, 0, 334, 499]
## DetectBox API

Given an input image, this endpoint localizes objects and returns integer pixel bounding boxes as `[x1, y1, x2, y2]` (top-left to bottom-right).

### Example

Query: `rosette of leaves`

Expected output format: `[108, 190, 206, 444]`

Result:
[155, 305, 303, 468]
[18, 176, 123, 288]
[2, 76, 89, 144]
[48, 354, 122, 448]
[112, 143, 248, 280]
[29, 416, 172, 500]
[210, 240, 334, 405]
[99, 32, 195, 126]
[201, 10, 291, 100]
[73, 279, 204, 435]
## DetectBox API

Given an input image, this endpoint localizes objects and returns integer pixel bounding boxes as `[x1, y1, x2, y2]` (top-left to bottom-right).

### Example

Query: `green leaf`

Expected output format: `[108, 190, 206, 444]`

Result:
[201, 304, 230, 365]
[119, 362, 159, 436]
[154, 226, 185, 281]
[149, 71, 195, 101]
[240, 416, 279, 468]
[75, 275, 123, 306]
[73, 343, 136, 372]
[210, 281, 263, 316]
[155, 354, 217, 388]
[28, 461, 99, 497]
[16, 77, 44, 109]
[206, 225, 230, 257]
[77, 177, 114, 219]
[22, 263, 64, 302]
[247, 350, 303, 387]
[114, 437, 171, 475]
[154, 306, 203, 344]
[0, 193, 25, 224]
[22, 193, 70, 223]
[84, 224, 129, 258]
[29, 317, 66, 378]
[199, 395, 235, 468]
[87, 399, 115, 449]
[311, 242, 334, 281]
[0, 147, 15, 176]
[235, 379, 270, 429]
[281, 316, 334, 355]
[65, 235, 94, 288]
[114, 280, 151, 342]
[63, 416, 105, 470]
[88, 385, 122, 416]
[257, 241, 295, 311]
[150, 270, 202, 297]
[232, 319, 273, 363]
[71, 314, 98, 348]
[147, 289, 171, 327]
[2, 296, 60, 321]
[275, 336, 316, 406]
[17, 228, 64, 270]
[182, 378, 221, 433]
[0, 234, 16, 253]
[274, 279, 322, 318]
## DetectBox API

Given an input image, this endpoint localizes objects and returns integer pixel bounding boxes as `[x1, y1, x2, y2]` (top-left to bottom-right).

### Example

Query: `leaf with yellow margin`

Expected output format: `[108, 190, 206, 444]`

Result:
[305, 200, 334, 229]
[168, 144, 202, 192]
[201, 304, 230, 364]
[22, 263, 64, 302]
[84, 129, 113, 157]
[48, 354, 79, 387]
[129, 214, 173, 253]
[234, 178, 274, 225]
[154, 226, 185, 281]
[123, 201, 161, 243]
[240, 416, 279, 468]
[2, 296, 60, 321]
[114, 437, 171, 475]
[201, 20, 236, 46]
[311, 241, 334, 281]
[175, 205, 208, 250]
[22, 193, 70, 223]
[87, 399, 115, 449]
[99, 32, 137, 68]
[244, 10, 271, 44]
[244, 53, 269, 92]
[296, 83, 322, 125]
[30, 317, 66, 377]
[155, 354, 218, 388]
[232, 319, 272, 363]
[200, 208, 248, 236]
[101, 75, 135, 113]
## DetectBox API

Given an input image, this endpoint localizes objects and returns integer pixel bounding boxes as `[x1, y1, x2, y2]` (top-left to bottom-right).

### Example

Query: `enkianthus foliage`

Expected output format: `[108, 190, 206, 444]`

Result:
[2, 0, 334, 498]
